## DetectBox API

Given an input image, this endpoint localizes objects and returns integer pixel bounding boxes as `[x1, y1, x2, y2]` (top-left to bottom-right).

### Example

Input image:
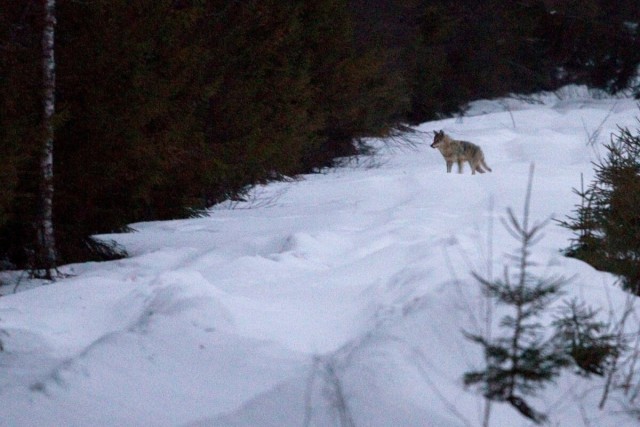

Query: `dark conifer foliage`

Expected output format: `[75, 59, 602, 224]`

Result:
[545, 0, 640, 93]
[552, 299, 620, 377]
[0, 0, 409, 269]
[303, 0, 409, 166]
[559, 126, 640, 295]
[203, 0, 319, 195]
[410, 0, 553, 122]
[408, 0, 640, 122]
[1, 1, 640, 270]
[52, 0, 215, 262]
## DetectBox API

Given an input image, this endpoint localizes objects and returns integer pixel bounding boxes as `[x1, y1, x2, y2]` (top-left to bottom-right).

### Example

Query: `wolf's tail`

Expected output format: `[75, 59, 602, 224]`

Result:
[482, 158, 492, 172]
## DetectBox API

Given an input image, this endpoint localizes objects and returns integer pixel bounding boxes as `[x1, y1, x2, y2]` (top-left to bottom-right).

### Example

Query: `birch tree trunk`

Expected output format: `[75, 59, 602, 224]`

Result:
[39, 0, 57, 279]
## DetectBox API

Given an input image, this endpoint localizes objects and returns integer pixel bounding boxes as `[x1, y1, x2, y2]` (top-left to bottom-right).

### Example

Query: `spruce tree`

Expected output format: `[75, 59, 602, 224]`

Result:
[464, 166, 569, 424]
[53, 0, 216, 261]
[552, 299, 620, 378]
[201, 0, 321, 195]
[559, 126, 640, 295]
[300, 0, 408, 166]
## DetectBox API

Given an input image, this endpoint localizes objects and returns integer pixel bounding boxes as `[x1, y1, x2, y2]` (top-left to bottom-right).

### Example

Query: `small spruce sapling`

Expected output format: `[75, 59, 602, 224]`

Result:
[464, 164, 569, 424]
[552, 299, 620, 377]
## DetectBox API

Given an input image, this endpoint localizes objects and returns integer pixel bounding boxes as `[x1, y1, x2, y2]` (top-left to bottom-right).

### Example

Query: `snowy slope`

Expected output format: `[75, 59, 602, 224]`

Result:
[1, 86, 639, 426]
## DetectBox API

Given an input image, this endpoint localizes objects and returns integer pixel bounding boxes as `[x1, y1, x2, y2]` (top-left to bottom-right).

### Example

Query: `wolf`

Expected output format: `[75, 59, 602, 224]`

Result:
[430, 130, 492, 175]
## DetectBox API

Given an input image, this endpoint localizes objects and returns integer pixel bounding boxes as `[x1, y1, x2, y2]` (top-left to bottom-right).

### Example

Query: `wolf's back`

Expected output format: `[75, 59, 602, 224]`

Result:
[459, 140, 481, 157]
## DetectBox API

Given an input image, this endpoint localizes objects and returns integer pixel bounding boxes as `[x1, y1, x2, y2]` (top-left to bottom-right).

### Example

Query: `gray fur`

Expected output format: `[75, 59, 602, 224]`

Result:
[430, 130, 492, 175]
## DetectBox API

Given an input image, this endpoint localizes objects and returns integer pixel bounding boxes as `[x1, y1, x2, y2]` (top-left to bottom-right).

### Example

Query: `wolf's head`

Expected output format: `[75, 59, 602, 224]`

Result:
[431, 130, 446, 148]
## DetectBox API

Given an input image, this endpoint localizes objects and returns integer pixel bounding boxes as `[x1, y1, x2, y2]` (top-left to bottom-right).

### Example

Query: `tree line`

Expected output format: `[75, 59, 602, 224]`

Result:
[1, 0, 639, 274]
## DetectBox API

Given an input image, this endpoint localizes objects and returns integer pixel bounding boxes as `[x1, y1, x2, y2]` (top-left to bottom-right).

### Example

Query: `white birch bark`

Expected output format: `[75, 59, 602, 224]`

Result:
[40, 0, 57, 277]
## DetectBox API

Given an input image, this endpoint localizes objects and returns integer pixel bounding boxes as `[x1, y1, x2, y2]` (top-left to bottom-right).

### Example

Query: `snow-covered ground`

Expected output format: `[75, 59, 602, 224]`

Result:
[1, 86, 639, 426]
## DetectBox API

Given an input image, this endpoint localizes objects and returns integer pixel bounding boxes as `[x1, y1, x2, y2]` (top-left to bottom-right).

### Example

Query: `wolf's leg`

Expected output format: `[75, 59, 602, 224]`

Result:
[446, 161, 453, 173]
[457, 160, 464, 173]
[466, 160, 475, 174]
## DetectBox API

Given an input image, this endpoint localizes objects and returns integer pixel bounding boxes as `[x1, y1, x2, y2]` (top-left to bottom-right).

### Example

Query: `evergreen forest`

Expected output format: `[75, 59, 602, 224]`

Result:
[1, 0, 639, 273]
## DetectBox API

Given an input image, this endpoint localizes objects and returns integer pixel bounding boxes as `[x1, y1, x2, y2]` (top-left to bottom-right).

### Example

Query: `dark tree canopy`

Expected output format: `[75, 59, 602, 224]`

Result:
[1, 0, 639, 270]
